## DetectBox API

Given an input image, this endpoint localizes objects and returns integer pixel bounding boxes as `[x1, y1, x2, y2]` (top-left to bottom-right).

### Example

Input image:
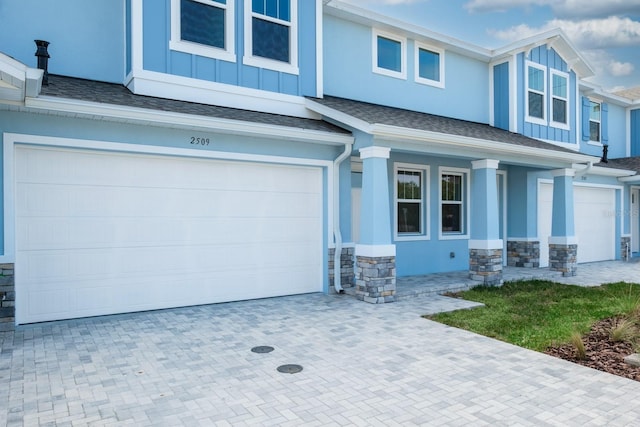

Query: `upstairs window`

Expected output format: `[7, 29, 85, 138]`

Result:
[589, 100, 601, 143]
[550, 71, 569, 128]
[244, 0, 298, 74]
[526, 62, 546, 125]
[415, 43, 444, 88]
[395, 164, 430, 240]
[372, 30, 406, 79]
[170, 0, 236, 62]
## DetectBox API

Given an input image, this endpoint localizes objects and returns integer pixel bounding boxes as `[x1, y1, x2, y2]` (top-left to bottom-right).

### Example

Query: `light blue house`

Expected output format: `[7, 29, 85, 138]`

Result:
[0, 0, 638, 325]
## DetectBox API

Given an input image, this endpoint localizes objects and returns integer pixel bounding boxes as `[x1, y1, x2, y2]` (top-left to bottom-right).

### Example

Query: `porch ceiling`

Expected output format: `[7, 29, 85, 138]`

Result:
[306, 96, 601, 169]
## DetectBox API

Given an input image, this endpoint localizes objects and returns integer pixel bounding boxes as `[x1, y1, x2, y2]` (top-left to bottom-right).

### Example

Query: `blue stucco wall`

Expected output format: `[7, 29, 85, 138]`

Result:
[141, 0, 317, 97]
[0, 0, 125, 83]
[323, 15, 489, 123]
[493, 62, 510, 130]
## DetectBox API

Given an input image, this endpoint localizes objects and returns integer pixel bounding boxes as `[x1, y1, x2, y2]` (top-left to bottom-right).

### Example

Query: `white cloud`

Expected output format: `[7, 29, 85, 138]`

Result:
[465, 0, 640, 18]
[490, 16, 640, 49]
[608, 60, 635, 76]
[341, 0, 424, 5]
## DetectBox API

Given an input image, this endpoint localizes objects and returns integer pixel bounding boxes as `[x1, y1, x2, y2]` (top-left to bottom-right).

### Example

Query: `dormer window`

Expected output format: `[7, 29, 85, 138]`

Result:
[244, 0, 298, 74]
[170, 0, 236, 62]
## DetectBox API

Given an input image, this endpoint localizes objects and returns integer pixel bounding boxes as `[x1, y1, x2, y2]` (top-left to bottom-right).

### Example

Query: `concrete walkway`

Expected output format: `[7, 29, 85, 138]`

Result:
[2, 278, 640, 425]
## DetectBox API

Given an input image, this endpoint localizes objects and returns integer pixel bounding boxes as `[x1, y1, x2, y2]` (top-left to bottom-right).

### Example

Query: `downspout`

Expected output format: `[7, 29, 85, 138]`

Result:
[333, 141, 353, 293]
[574, 161, 593, 177]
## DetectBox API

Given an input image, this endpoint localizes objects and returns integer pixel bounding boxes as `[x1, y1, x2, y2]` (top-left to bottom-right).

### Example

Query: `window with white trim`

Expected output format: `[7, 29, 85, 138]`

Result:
[589, 100, 601, 143]
[372, 30, 406, 79]
[439, 169, 468, 237]
[395, 164, 429, 240]
[415, 43, 444, 88]
[170, 0, 236, 62]
[526, 62, 546, 125]
[244, 0, 298, 74]
[550, 70, 569, 128]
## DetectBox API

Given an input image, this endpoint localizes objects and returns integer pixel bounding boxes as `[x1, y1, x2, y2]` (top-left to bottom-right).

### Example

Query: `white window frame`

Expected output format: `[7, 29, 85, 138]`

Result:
[372, 29, 407, 80]
[414, 42, 444, 88]
[550, 69, 570, 130]
[243, 0, 299, 75]
[525, 61, 547, 126]
[394, 163, 430, 241]
[438, 167, 470, 240]
[588, 98, 602, 145]
[170, 0, 236, 63]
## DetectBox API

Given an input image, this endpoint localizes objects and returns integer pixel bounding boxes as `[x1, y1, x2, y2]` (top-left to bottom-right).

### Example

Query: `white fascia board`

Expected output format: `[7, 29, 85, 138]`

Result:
[579, 80, 634, 107]
[619, 175, 640, 183]
[324, 1, 491, 62]
[305, 98, 374, 133]
[573, 164, 636, 178]
[24, 96, 354, 146]
[371, 123, 600, 166]
[128, 70, 320, 119]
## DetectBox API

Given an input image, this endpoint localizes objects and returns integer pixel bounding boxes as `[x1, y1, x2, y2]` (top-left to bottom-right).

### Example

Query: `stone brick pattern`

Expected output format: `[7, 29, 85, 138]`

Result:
[355, 256, 395, 303]
[469, 249, 503, 286]
[0, 263, 15, 332]
[507, 240, 540, 268]
[328, 247, 355, 292]
[621, 236, 631, 261]
[549, 244, 577, 277]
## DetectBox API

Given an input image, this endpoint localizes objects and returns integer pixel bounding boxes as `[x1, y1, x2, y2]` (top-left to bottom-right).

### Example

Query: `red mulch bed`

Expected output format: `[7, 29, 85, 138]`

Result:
[544, 316, 640, 381]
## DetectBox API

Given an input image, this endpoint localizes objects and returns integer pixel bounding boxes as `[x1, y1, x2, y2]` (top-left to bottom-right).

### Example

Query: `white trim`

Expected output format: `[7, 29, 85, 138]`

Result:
[394, 163, 430, 241]
[355, 244, 396, 258]
[471, 159, 499, 170]
[372, 29, 407, 80]
[169, 0, 236, 63]
[315, 0, 323, 97]
[414, 42, 444, 88]
[24, 96, 350, 145]
[127, 69, 315, 118]
[489, 61, 495, 127]
[510, 55, 518, 132]
[438, 166, 470, 240]
[549, 69, 570, 130]
[359, 146, 390, 159]
[549, 236, 578, 245]
[469, 239, 503, 250]
[3, 132, 336, 263]
[130, 0, 144, 73]
[243, 0, 299, 75]
[525, 61, 547, 126]
[551, 168, 575, 177]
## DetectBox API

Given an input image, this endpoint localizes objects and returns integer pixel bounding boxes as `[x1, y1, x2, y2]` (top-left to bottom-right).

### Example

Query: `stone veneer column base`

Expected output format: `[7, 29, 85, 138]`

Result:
[328, 247, 355, 292]
[355, 256, 396, 303]
[549, 244, 577, 277]
[0, 263, 15, 332]
[621, 237, 631, 261]
[469, 249, 503, 286]
[507, 240, 540, 268]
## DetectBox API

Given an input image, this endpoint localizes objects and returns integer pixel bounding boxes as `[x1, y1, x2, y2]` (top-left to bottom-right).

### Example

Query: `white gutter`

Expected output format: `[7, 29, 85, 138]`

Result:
[332, 140, 353, 293]
[573, 161, 593, 177]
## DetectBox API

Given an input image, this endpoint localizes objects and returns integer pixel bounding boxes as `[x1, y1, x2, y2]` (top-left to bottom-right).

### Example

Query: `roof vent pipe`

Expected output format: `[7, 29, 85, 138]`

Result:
[600, 144, 609, 163]
[35, 40, 50, 85]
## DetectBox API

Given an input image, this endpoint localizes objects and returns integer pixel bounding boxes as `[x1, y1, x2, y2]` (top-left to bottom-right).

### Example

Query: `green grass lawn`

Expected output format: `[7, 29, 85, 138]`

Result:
[426, 280, 640, 352]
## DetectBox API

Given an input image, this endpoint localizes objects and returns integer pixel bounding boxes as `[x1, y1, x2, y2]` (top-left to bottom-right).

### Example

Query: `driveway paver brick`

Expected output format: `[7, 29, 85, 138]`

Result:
[1, 272, 640, 425]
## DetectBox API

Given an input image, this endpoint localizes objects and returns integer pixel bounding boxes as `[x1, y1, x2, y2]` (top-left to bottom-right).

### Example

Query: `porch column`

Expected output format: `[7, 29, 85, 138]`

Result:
[355, 146, 396, 303]
[469, 159, 503, 285]
[549, 168, 577, 276]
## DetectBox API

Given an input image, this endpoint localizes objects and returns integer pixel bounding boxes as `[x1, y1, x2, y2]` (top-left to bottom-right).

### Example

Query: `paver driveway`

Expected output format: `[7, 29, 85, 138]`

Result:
[2, 293, 640, 426]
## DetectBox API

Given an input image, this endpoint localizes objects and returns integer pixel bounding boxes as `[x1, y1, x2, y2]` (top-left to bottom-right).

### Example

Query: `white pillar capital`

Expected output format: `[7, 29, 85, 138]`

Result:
[471, 159, 500, 170]
[359, 146, 391, 160]
[551, 168, 576, 177]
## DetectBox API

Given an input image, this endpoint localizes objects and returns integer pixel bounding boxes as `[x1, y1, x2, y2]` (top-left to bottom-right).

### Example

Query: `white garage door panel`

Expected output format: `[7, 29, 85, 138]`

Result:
[16, 146, 324, 324]
[538, 183, 615, 267]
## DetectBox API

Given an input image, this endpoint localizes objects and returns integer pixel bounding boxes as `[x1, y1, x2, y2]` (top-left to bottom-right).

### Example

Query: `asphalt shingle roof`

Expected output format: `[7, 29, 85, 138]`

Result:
[39, 75, 351, 135]
[309, 95, 582, 154]
[597, 156, 640, 173]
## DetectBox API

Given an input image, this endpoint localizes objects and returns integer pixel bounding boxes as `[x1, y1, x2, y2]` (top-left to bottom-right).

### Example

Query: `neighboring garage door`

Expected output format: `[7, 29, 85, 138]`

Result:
[15, 145, 323, 324]
[538, 183, 616, 267]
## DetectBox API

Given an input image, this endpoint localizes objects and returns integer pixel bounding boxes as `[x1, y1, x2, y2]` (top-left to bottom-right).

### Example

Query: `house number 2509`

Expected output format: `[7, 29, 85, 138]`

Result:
[190, 137, 210, 145]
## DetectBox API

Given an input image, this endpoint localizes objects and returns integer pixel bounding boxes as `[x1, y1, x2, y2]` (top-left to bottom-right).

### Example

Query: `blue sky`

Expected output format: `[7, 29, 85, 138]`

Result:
[341, 0, 640, 92]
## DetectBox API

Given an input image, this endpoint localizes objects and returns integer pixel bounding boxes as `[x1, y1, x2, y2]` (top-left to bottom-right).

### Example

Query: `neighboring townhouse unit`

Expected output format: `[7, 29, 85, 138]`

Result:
[0, 0, 638, 326]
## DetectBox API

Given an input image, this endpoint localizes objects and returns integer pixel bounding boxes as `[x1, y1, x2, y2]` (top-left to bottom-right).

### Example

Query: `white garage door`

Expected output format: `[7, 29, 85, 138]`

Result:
[538, 183, 615, 267]
[16, 146, 323, 324]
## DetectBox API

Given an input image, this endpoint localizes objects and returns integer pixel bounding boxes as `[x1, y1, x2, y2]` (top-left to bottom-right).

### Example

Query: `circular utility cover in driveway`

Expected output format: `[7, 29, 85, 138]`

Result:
[251, 346, 275, 354]
[277, 364, 303, 374]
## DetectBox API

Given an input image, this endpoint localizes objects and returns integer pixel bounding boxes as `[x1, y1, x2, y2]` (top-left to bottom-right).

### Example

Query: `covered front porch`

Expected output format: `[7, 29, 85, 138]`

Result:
[343, 260, 639, 301]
